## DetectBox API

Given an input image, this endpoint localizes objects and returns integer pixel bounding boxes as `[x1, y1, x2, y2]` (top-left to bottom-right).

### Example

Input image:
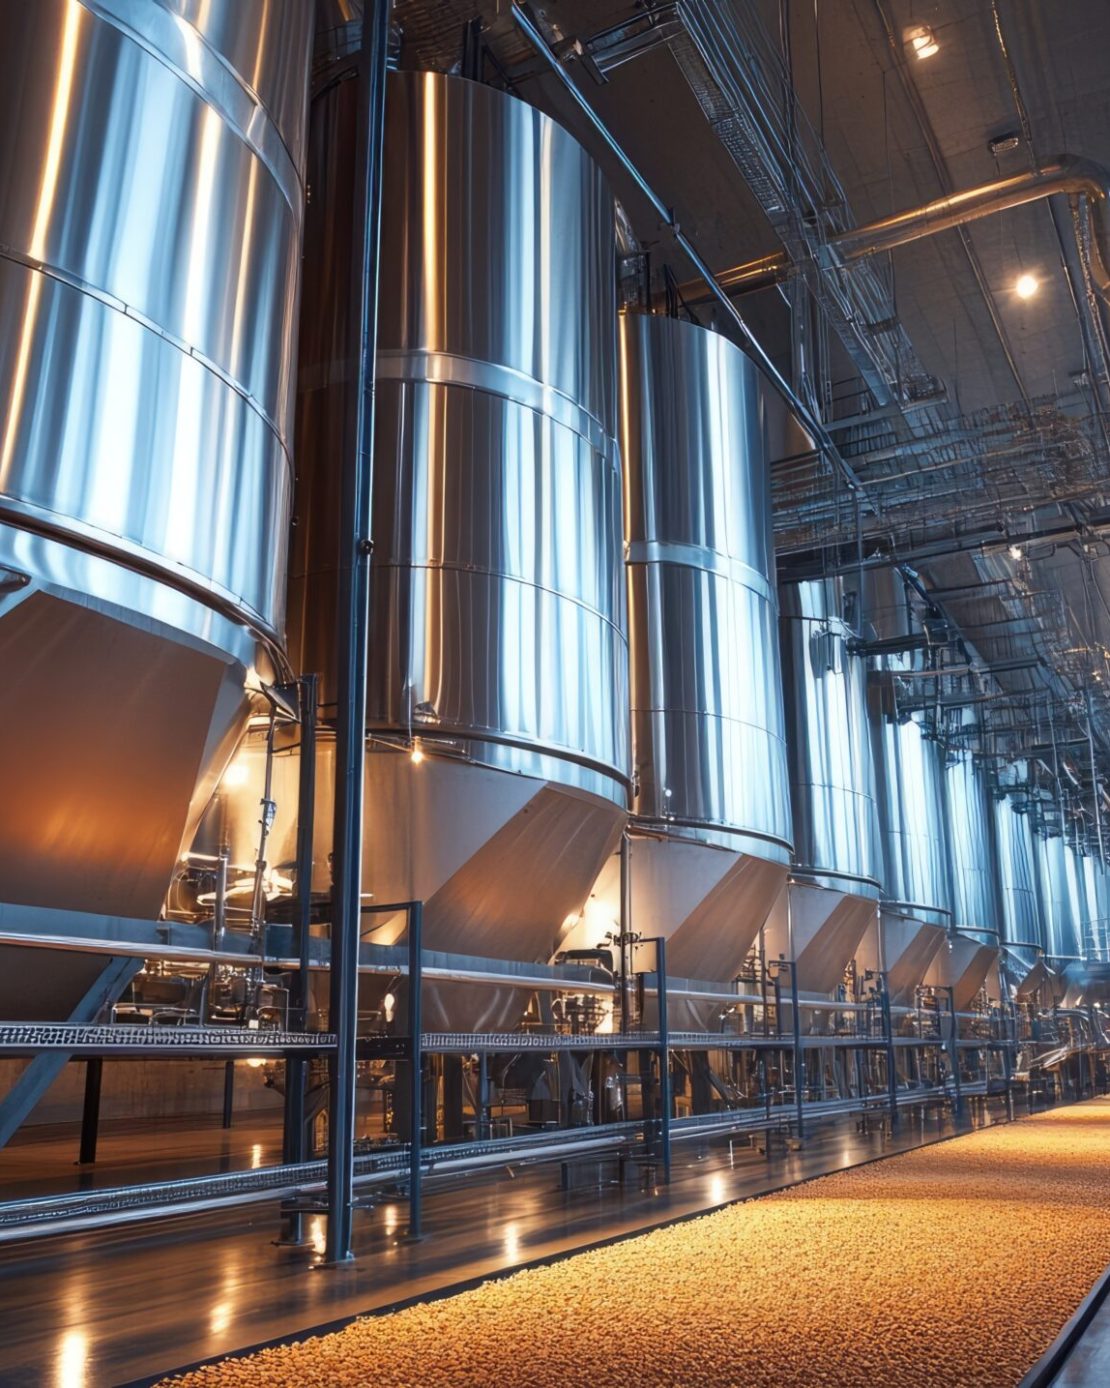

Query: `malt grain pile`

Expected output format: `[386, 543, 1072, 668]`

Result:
[167, 1098, 1110, 1388]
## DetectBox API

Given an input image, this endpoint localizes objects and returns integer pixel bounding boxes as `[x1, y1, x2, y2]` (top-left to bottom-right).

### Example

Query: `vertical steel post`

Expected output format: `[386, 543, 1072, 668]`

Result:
[222, 1060, 235, 1130]
[789, 961, 805, 1139]
[325, 0, 390, 1267]
[618, 831, 631, 1034]
[281, 675, 318, 1242]
[945, 986, 963, 1118]
[879, 972, 899, 1130]
[407, 901, 423, 1238]
[655, 936, 672, 1183]
[77, 1058, 103, 1165]
[477, 1051, 489, 1140]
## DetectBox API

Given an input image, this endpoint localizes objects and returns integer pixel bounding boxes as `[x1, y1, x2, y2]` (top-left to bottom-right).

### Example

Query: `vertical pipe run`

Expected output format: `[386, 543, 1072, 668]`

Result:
[407, 902, 424, 1239]
[281, 675, 318, 1243]
[77, 1059, 103, 1165]
[879, 969, 899, 1131]
[654, 936, 672, 1183]
[619, 832, 631, 1034]
[789, 961, 805, 1140]
[325, 0, 390, 1267]
[222, 1060, 235, 1130]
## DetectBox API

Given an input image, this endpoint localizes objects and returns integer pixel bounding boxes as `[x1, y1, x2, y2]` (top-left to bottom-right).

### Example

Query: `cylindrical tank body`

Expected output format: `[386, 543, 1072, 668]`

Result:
[779, 579, 882, 895]
[944, 746, 1002, 946]
[772, 577, 881, 998]
[861, 570, 951, 1003]
[622, 315, 790, 858]
[1036, 834, 1083, 960]
[287, 67, 628, 1015]
[574, 314, 792, 991]
[994, 796, 1042, 960]
[0, 0, 312, 932]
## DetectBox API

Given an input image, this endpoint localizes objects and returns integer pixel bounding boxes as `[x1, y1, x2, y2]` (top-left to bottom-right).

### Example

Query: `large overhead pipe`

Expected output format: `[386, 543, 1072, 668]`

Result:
[677, 157, 1110, 306]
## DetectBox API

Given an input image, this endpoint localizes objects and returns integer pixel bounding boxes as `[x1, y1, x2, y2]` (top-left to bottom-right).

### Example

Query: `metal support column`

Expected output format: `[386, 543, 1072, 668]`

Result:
[944, 986, 963, 1118]
[407, 901, 423, 1239]
[879, 972, 899, 1130]
[222, 1060, 235, 1130]
[325, 0, 390, 1267]
[281, 675, 318, 1243]
[618, 832, 631, 1034]
[77, 1059, 103, 1165]
[477, 1051, 490, 1140]
[654, 936, 672, 1183]
[788, 961, 805, 1139]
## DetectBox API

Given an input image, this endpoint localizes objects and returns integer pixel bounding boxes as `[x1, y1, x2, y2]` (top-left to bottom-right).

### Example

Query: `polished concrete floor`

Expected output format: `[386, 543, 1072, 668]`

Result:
[0, 1100, 1017, 1388]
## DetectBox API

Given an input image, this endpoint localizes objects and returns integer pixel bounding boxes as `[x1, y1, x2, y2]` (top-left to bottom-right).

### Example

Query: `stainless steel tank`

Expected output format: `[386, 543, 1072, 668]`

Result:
[561, 314, 792, 1012]
[944, 742, 1002, 947]
[862, 570, 950, 1004]
[0, 0, 312, 967]
[994, 794, 1043, 964]
[772, 578, 882, 997]
[1037, 834, 1083, 961]
[284, 67, 628, 1021]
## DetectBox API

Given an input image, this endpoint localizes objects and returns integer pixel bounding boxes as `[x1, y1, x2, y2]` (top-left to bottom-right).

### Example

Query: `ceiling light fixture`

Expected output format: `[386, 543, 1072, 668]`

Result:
[1015, 272, 1039, 299]
[410, 741, 425, 764]
[1008, 544, 1023, 560]
[908, 25, 939, 59]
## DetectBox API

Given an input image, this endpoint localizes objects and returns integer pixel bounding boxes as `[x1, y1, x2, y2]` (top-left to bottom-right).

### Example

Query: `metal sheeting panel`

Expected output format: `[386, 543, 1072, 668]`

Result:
[779, 579, 881, 894]
[621, 313, 791, 857]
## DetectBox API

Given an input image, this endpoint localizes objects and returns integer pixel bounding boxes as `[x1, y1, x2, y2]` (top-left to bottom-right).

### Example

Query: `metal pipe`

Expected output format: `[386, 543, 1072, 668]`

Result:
[654, 936, 672, 1183]
[509, 3, 866, 505]
[77, 1059, 102, 1166]
[325, 0, 389, 1267]
[684, 157, 1110, 306]
[407, 901, 423, 1239]
[281, 674, 319, 1244]
[249, 710, 279, 939]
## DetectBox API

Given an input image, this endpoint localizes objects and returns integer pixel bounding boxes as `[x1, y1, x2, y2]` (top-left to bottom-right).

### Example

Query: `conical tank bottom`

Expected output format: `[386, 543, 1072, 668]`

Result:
[559, 835, 788, 1031]
[764, 883, 877, 997]
[926, 933, 1000, 1010]
[856, 911, 947, 1007]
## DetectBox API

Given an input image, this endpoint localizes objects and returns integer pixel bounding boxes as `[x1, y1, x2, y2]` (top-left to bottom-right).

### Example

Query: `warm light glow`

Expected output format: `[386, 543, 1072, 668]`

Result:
[54, 1329, 88, 1388]
[410, 742, 425, 765]
[503, 1222, 522, 1261]
[1015, 272, 1039, 299]
[246, 1057, 264, 1070]
[222, 761, 249, 788]
[908, 26, 939, 59]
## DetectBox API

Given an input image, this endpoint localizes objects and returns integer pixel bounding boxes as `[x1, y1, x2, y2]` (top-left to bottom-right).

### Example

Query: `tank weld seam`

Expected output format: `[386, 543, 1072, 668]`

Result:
[0, 498, 282, 656]
[369, 721, 631, 791]
[629, 814, 793, 853]
[626, 539, 774, 602]
[372, 558, 628, 639]
[0, 243, 293, 476]
[75, 0, 305, 217]
[376, 349, 618, 459]
[634, 707, 790, 741]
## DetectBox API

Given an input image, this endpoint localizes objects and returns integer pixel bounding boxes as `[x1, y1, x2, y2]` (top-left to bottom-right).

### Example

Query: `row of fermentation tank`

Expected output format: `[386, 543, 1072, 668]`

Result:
[0, 1, 1105, 1026]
